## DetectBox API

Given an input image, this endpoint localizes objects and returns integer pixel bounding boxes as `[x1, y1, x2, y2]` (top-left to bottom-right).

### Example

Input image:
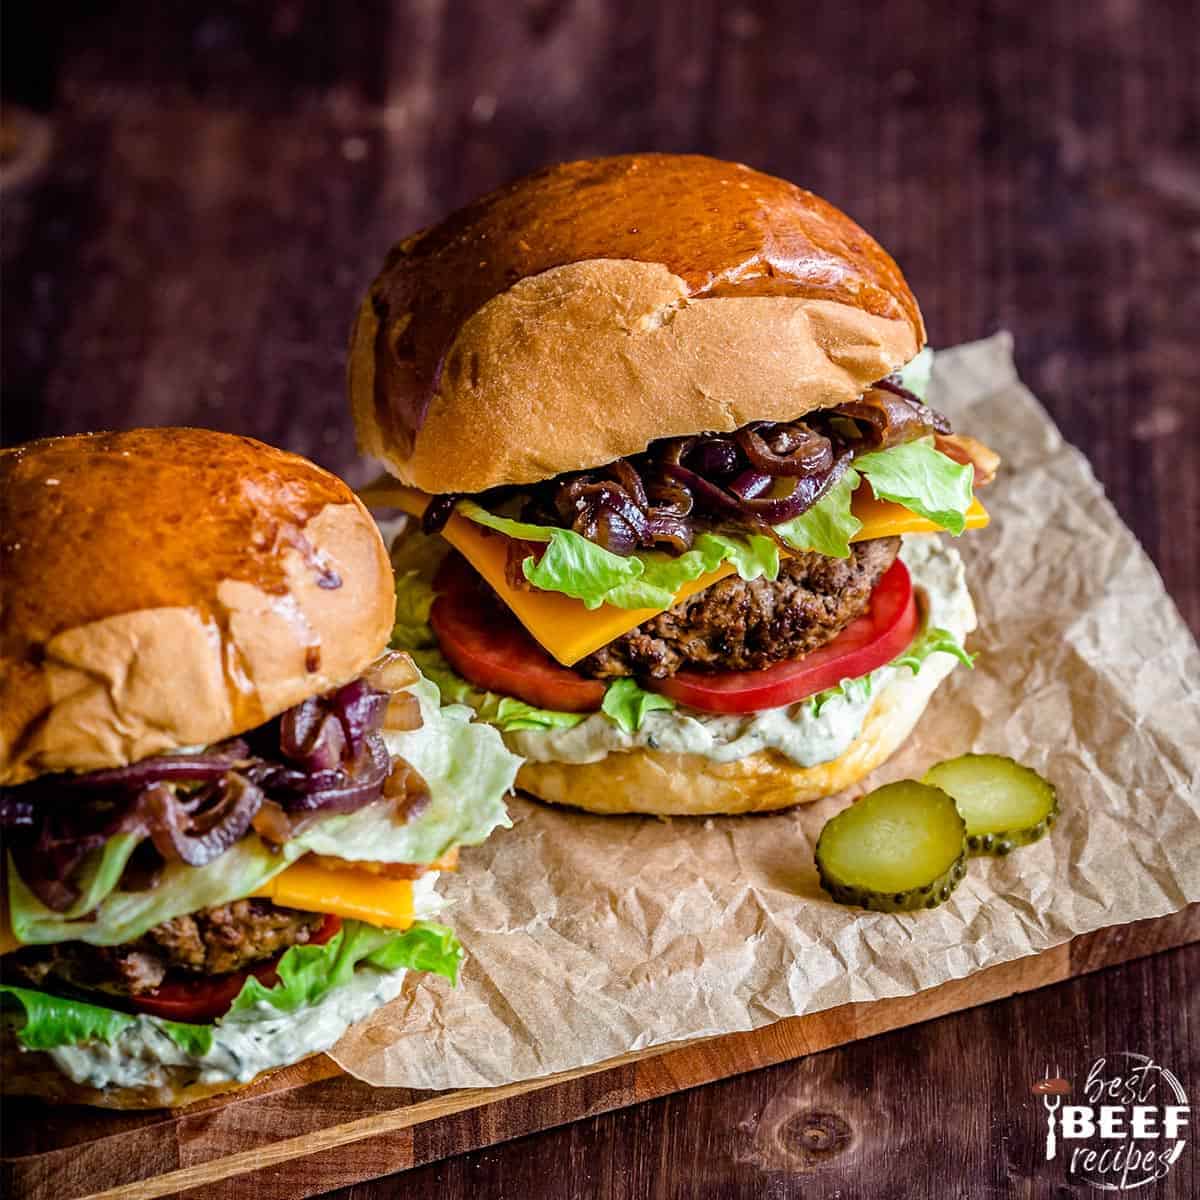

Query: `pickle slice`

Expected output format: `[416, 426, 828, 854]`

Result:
[815, 781, 968, 912]
[922, 754, 1058, 856]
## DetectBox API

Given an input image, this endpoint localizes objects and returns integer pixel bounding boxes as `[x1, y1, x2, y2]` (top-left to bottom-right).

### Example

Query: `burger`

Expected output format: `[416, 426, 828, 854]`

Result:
[0, 428, 519, 1108]
[352, 154, 999, 816]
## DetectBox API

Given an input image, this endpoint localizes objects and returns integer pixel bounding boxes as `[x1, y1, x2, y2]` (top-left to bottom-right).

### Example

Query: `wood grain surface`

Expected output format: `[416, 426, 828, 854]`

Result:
[2, 907, 1196, 1200]
[2, 2, 1198, 1198]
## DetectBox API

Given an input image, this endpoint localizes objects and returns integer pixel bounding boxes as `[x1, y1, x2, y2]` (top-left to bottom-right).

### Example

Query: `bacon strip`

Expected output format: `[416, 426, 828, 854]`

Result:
[935, 433, 1001, 486]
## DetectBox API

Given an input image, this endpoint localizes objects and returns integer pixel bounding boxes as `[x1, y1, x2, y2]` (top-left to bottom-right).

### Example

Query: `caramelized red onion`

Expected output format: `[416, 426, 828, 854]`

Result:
[874, 377, 952, 434]
[736, 422, 833, 476]
[141, 776, 264, 868]
[475, 381, 953, 560]
[60, 742, 251, 791]
[0, 675, 429, 912]
[728, 450, 854, 523]
[828, 382, 951, 450]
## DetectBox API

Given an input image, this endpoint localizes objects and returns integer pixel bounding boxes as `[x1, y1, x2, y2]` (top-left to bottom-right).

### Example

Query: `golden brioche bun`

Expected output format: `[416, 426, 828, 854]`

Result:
[350, 153, 925, 494]
[0, 428, 395, 786]
[515, 644, 951, 816]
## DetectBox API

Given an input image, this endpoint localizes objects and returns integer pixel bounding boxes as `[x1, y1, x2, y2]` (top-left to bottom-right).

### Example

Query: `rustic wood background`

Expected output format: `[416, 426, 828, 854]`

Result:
[2, 2, 1197, 1197]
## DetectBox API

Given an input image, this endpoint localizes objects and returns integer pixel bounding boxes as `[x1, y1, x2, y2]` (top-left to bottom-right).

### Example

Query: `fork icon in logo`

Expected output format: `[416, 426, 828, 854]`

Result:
[1031, 1065, 1072, 1160]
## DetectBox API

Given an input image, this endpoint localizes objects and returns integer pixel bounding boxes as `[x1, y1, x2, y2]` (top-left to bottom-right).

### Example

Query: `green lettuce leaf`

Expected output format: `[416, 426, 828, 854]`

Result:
[779, 436, 973, 559]
[391, 539, 685, 737]
[453, 501, 554, 545]
[601, 678, 676, 734]
[46, 833, 143, 922]
[0, 985, 135, 1050]
[160, 1019, 216, 1056]
[807, 623, 973, 717]
[811, 671, 874, 718]
[457, 501, 780, 611]
[8, 676, 518, 947]
[604, 532, 779, 609]
[775, 469, 864, 558]
[457, 501, 640, 608]
[412, 648, 586, 734]
[0, 921, 460, 1052]
[854, 440, 975, 535]
[227, 919, 462, 1018]
[408, 636, 673, 739]
[392, 572, 438, 650]
[460, 433, 969, 585]
[892, 624, 976, 673]
[390, 523, 450, 648]
[896, 346, 934, 399]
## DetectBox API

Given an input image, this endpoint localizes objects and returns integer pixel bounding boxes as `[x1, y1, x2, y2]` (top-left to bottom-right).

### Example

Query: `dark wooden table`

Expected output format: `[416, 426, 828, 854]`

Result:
[2, 3, 1197, 1196]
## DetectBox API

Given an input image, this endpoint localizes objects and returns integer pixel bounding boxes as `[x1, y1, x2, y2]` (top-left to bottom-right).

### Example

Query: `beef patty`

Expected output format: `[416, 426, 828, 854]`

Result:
[580, 537, 901, 679]
[2, 899, 325, 997]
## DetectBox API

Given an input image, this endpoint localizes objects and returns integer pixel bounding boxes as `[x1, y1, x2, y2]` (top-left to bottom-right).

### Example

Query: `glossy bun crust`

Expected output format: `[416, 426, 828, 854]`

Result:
[351, 153, 925, 494]
[0, 429, 395, 785]
[516, 655, 943, 816]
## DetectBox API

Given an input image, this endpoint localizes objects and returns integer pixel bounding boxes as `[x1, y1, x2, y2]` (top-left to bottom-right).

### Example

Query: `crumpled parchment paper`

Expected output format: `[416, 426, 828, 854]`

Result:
[331, 333, 1200, 1090]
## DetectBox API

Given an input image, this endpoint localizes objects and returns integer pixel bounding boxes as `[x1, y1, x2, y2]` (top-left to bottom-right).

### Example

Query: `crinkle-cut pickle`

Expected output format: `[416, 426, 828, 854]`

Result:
[922, 753, 1058, 856]
[815, 781, 968, 912]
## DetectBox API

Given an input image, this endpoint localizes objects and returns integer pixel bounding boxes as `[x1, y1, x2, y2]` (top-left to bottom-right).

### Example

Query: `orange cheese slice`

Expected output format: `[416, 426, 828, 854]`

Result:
[0, 858, 421, 953]
[251, 858, 414, 929]
[362, 477, 989, 666]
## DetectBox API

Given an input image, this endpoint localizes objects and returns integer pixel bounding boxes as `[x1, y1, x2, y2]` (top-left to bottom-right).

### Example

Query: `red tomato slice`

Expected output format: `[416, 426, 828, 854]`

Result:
[129, 913, 341, 1023]
[430, 554, 606, 712]
[650, 559, 918, 715]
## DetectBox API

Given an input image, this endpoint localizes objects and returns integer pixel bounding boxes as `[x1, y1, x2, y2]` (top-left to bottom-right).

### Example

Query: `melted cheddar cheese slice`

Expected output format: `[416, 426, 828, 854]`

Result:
[0, 857, 426, 955]
[361, 477, 990, 666]
[252, 858, 414, 929]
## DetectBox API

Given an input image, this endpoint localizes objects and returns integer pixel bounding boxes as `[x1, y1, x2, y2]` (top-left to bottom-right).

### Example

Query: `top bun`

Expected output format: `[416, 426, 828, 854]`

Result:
[0, 428, 395, 786]
[350, 153, 925, 494]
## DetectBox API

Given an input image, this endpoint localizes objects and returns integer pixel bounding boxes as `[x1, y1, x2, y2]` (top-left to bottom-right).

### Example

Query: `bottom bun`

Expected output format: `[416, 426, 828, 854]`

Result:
[516, 657, 949, 816]
[0, 1035, 301, 1108]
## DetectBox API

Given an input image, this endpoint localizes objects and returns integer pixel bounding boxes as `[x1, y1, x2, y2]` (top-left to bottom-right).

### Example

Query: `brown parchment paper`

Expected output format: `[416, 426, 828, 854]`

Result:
[332, 333, 1200, 1090]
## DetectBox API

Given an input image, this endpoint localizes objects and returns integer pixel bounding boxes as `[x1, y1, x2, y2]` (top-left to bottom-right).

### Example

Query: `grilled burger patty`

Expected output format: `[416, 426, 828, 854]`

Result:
[2, 900, 326, 997]
[579, 537, 902, 680]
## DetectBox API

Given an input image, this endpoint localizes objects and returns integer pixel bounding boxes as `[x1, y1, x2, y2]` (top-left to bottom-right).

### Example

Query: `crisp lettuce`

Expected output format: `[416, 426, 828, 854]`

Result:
[159, 1019, 216, 1056]
[412, 648, 586, 734]
[391, 556, 675, 737]
[458, 500, 780, 611]
[0, 985, 134, 1050]
[0, 920, 460, 1054]
[892, 624, 975, 673]
[601, 678, 676, 734]
[777, 440, 973, 556]
[458, 438, 972, 588]
[392, 569, 439, 650]
[854, 440, 975, 536]
[394, 573, 675, 738]
[774, 470, 864, 558]
[896, 346, 934, 399]
[808, 623, 973, 717]
[390, 522, 449, 649]
[44, 833, 143, 922]
[604, 533, 779, 609]
[227, 919, 461, 1018]
[457, 501, 639, 607]
[811, 671, 875, 718]
[8, 675, 518, 947]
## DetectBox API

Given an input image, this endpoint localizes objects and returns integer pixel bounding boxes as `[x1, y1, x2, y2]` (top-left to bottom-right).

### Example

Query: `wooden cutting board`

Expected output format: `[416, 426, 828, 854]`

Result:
[3, 904, 1196, 1200]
